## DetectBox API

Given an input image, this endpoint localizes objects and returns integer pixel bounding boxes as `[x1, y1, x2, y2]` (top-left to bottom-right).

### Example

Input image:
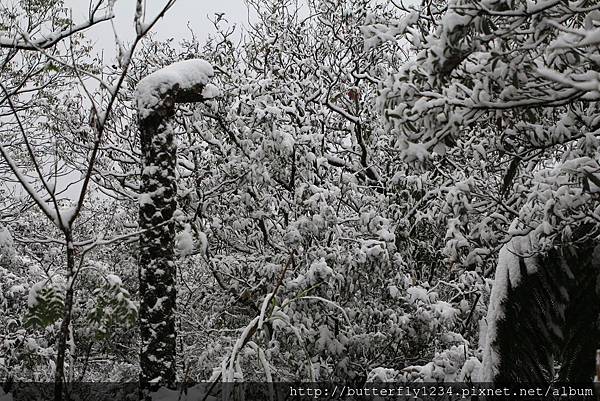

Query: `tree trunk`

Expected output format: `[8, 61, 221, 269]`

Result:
[54, 233, 76, 401]
[482, 239, 600, 383]
[138, 109, 178, 397]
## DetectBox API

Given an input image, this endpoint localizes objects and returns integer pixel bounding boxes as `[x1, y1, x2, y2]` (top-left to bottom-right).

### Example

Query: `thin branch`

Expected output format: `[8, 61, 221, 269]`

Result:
[0, 12, 115, 50]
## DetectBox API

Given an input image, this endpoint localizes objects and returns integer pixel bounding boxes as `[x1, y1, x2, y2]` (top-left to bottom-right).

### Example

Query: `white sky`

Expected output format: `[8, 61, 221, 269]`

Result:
[63, 0, 248, 59]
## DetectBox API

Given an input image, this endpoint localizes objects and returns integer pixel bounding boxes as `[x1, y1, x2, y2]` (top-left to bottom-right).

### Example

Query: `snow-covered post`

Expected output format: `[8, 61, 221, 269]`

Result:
[134, 59, 215, 397]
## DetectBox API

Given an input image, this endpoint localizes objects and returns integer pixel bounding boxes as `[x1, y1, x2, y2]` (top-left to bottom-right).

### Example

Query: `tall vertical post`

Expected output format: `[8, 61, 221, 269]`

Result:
[135, 59, 215, 399]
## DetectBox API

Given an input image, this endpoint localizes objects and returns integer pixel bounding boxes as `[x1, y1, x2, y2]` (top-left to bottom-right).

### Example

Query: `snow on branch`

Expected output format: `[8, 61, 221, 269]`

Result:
[0, 12, 115, 50]
[538, 67, 600, 95]
[134, 59, 219, 120]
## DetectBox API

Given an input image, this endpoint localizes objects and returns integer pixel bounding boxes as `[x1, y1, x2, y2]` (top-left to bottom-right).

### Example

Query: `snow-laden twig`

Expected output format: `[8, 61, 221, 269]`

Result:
[224, 316, 260, 382]
[288, 295, 354, 334]
[257, 292, 274, 331]
[0, 12, 115, 50]
[0, 142, 56, 223]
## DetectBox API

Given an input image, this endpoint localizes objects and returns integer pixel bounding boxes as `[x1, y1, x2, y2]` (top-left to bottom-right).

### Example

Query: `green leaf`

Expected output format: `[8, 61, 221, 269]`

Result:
[583, 170, 600, 190]
[24, 287, 64, 329]
[87, 277, 138, 340]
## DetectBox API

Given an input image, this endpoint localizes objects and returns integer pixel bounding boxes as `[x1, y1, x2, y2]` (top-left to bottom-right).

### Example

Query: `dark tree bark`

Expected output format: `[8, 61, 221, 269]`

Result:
[135, 60, 214, 400]
[486, 240, 600, 383]
[138, 109, 178, 394]
[54, 233, 76, 401]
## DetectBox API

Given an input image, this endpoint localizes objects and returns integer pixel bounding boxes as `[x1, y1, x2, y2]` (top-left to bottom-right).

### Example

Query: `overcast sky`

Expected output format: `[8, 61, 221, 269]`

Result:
[63, 0, 248, 59]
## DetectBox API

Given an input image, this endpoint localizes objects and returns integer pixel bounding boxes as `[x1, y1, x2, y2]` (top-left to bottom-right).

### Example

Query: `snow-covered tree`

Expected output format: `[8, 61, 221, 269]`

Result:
[155, 0, 489, 383]
[378, 0, 600, 382]
[6, 0, 598, 394]
[0, 1, 182, 399]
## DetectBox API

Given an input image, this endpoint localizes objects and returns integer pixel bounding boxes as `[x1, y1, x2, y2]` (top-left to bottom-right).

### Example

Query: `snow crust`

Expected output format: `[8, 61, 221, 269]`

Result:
[27, 281, 45, 307]
[0, 226, 14, 260]
[201, 83, 220, 99]
[135, 59, 214, 119]
[0, 226, 12, 247]
[407, 285, 430, 304]
[367, 367, 399, 382]
[106, 274, 122, 287]
[174, 224, 194, 256]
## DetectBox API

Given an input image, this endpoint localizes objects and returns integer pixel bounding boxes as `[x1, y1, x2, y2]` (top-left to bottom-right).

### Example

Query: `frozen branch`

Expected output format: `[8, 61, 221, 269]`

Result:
[0, 12, 115, 50]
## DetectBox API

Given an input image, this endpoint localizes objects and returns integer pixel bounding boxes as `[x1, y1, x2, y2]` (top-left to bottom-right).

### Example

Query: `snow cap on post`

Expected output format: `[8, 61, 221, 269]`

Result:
[134, 59, 217, 120]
